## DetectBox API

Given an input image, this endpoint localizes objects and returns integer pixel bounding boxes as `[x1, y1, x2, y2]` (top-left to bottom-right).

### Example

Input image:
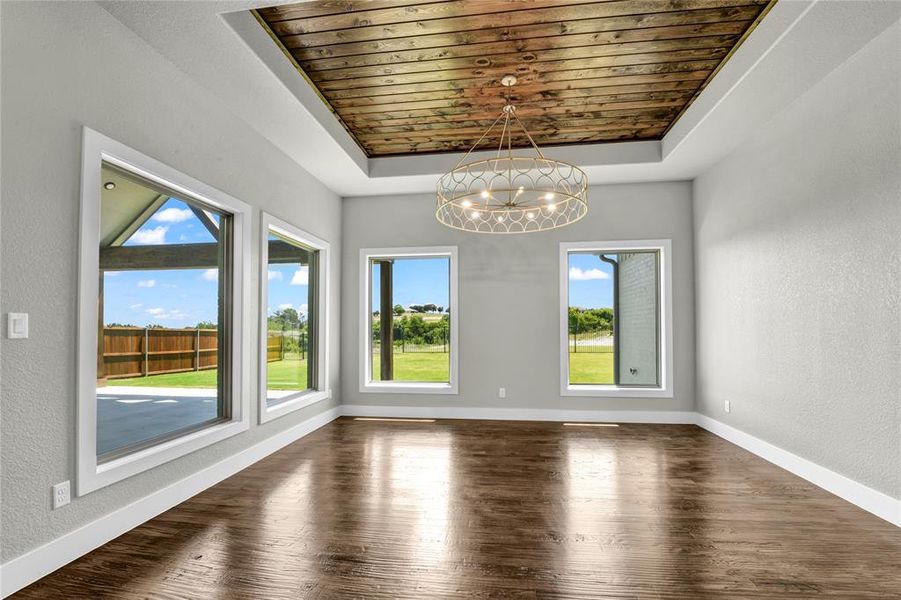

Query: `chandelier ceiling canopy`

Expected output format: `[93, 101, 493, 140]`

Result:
[436, 76, 588, 234]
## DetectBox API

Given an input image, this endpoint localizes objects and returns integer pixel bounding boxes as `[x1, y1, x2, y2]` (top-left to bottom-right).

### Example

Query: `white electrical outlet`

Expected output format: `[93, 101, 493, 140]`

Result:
[498, 387, 506, 399]
[724, 400, 731, 413]
[53, 481, 70, 509]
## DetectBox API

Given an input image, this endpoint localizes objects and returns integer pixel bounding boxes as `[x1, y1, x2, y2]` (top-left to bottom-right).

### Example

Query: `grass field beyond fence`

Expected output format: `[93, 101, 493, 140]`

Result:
[108, 356, 309, 390]
[107, 352, 613, 388]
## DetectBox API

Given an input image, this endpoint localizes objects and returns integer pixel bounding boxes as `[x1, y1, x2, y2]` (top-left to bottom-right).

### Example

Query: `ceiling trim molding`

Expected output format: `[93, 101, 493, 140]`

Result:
[368, 140, 661, 179]
[221, 8, 368, 174]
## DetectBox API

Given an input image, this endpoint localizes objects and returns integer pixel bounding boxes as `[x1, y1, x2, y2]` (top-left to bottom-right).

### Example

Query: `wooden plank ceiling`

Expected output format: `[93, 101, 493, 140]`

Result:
[254, 0, 774, 157]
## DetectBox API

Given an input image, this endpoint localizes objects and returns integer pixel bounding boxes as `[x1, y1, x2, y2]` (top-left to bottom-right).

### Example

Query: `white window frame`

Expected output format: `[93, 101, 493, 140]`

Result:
[77, 127, 252, 495]
[560, 239, 673, 398]
[359, 246, 459, 394]
[259, 212, 330, 423]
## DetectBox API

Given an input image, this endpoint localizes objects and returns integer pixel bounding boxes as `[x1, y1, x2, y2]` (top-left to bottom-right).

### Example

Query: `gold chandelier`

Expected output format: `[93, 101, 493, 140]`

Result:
[436, 75, 589, 234]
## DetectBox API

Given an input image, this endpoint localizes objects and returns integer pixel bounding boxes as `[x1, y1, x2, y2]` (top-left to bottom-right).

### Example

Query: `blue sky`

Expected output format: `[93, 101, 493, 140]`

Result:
[568, 253, 613, 309]
[104, 199, 611, 325]
[371, 258, 449, 312]
[103, 199, 309, 327]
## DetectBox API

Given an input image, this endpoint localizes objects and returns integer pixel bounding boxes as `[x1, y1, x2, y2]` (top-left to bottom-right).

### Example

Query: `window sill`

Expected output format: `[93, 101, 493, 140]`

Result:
[260, 389, 331, 423]
[562, 385, 673, 398]
[360, 382, 458, 395]
[79, 417, 248, 496]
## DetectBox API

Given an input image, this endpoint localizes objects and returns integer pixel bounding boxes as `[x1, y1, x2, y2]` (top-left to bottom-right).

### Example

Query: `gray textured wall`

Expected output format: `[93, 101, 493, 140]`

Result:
[341, 182, 695, 412]
[0, 1, 342, 562]
[693, 22, 901, 498]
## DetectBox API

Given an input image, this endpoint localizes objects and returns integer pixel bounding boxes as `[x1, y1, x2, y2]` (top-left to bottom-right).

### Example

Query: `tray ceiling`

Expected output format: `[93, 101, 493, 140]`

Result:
[254, 0, 774, 157]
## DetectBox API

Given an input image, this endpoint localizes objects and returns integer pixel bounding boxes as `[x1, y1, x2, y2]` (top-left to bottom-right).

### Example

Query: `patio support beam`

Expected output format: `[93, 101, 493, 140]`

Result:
[99, 240, 308, 270]
[190, 206, 220, 240]
[377, 259, 393, 381]
[106, 194, 168, 247]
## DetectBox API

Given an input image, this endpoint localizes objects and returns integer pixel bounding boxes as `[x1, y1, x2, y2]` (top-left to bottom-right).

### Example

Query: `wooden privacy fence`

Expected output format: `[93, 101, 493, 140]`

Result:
[101, 327, 286, 380]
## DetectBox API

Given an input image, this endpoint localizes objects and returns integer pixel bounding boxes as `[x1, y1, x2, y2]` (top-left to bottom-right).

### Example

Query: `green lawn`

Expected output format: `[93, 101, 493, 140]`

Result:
[108, 352, 613, 388]
[108, 356, 308, 390]
[372, 352, 450, 382]
[568, 352, 614, 385]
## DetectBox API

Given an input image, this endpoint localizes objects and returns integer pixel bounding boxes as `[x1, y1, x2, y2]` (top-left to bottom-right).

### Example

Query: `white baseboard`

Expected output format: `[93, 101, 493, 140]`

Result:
[0, 406, 341, 599]
[695, 413, 901, 527]
[341, 404, 697, 424]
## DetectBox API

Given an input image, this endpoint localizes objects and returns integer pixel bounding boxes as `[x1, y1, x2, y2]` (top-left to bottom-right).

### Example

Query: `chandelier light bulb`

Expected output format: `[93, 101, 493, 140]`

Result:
[470, 211, 481, 219]
[461, 199, 472, 208]
[526, 212, 536, 220]
[480, 190, 490, 199]
[544, 192, 555, 201]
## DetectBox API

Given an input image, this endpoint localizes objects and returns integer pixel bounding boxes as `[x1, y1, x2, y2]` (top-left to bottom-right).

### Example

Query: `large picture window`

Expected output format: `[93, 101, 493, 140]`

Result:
[259, 213, 329, 423]
[560, 240, 672, 397]
[78, 128, 250, 495]
[96, 163, 233, 458]
[359, 247, 458, 394]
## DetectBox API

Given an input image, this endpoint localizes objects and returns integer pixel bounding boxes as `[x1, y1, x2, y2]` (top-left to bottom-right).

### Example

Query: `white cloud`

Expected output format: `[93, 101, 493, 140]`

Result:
[129, 303, 143, 309]
[290, 267, 309, 286]
[267, 270, 283, 281]
[152, 207, 193, 223]
[137, 279, 156, 288]
[569, 267, 609, 281]
[277, 303, 293, 310]
[130, 226, 168, 245]
[298, 303, 308, 316]
[145, 307, 189, 321]
[202, 269, 218, 281]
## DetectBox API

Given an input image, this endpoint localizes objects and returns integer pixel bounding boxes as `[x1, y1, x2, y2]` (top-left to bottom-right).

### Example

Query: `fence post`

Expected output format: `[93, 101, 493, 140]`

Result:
[300, 331, 305, 361]
[401, 330, 405, 353]
[143, 327, 149, 376]
[195, 328, 201, 371]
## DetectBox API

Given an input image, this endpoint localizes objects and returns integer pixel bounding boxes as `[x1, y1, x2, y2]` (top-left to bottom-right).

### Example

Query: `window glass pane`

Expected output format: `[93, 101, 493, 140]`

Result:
[265, 231, 317, 406]
[370, 256, 451, 383]
[568, 250, 660, 387]
[97, 163, 231, 458]
[567, 253, 615, 384]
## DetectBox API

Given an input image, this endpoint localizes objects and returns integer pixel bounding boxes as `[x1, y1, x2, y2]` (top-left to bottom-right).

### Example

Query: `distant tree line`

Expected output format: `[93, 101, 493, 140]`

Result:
[373, 304, 448, 317]
[106, 321, 218, 329]
[568, 307, 613, 335]
[268, 308, 308, 354]
[372, 313, 449, 346]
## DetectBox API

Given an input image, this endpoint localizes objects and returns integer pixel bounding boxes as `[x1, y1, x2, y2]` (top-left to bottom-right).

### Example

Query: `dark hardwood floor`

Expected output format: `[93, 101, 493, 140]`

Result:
[14, 418, 901, 599]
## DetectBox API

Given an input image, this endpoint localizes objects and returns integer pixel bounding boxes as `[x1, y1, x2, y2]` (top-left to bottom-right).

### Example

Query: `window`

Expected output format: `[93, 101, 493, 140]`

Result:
[560, 240, 672, 397]
[259, 213, 330, 422]
[78, 128, 251, 495]
[359, 247, 458, 394]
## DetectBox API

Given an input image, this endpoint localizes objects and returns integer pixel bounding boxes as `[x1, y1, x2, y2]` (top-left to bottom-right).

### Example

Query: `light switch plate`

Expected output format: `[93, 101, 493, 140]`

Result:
[7, 313, 28, 339]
